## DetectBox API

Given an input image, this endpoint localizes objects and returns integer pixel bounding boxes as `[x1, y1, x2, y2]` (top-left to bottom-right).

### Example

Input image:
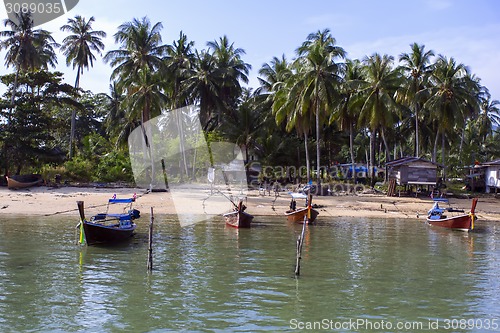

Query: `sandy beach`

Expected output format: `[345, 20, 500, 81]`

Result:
[1, 185, 499, 223]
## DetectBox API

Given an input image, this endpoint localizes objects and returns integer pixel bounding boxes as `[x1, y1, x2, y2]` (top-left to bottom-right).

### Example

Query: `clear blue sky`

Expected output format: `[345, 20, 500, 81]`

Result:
[1, 0, 499, 100]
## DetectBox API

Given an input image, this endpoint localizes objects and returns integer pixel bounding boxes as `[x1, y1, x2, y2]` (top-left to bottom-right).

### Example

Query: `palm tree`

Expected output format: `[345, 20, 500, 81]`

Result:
[223, 88, 265, 163]
[164, 31, 195, 109]
[206, 35, 251, 126]
[104, 16, 167, 100]
[164, 31, 196, 178]
[257, 54, 292, 96]
[398, 43, 434, 157]
[1, 11, 58, 105]
[423, 56, 481, 179]
[295, 28, 345, 189]
[272, 63, 314, 182]
[358, 53, 402, 186]
[330, 59, 364, 184]
[60, 15, 106, 158]
[60, 16, 106, 88]
[477, 92, 500, 142]
[182, 49, 221, 130]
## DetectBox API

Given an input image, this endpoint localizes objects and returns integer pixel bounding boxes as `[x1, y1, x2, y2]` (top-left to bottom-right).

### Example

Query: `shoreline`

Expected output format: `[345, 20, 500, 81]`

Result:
[1, 186, 500, 222]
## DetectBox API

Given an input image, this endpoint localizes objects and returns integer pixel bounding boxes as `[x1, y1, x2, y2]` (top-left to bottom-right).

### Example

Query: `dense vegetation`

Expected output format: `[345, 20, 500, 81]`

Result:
[1, 12, 499, 187]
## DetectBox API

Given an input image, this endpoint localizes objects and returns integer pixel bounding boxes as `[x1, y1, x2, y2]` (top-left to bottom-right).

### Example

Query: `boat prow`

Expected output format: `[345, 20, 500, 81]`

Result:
[223, 200, 254, 228]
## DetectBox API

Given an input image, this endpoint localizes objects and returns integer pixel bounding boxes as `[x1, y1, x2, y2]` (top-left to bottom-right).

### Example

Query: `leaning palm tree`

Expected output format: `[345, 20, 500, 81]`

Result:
[1, 11, 58, 105]
[60, 15, 106, 158]
[398, 43, 434, 157]
[295, 29, 345, 189]
[358, 53, 402, 186]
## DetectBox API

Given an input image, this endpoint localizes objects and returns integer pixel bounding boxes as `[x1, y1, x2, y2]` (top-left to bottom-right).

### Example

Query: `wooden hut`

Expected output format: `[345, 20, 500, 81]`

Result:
[385, 157, 442, 196]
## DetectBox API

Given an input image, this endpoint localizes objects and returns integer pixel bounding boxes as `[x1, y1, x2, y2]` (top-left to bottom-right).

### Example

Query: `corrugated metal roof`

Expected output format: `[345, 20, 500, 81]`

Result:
[385, 157, 442, 168]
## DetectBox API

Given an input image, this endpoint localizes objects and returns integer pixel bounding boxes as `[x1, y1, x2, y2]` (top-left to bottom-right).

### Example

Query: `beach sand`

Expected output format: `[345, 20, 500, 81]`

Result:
[1, 185, 499, 223]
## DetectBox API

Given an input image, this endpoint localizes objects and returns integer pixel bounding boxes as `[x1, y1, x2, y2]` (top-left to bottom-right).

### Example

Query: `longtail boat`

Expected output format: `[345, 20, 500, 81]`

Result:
[223, 200, 254, 228]
[77, 196, 140, 245]
[285, 192, 319, 224]
[6, 174, 43, 189]
[426, 198, 478, 232]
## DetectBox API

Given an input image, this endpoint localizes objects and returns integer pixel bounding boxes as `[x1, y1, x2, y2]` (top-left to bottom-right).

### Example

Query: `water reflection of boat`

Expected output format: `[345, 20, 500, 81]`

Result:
[285, 192, 318, 224]
[223, 200, 253, 228]
[77, 197, 140, 246]
[426, 198, 478, 232]
[6, 174, 43, 189]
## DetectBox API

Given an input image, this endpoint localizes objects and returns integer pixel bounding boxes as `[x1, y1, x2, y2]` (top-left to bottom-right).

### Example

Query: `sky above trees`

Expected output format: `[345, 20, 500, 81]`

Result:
[1, 0, 499, 100]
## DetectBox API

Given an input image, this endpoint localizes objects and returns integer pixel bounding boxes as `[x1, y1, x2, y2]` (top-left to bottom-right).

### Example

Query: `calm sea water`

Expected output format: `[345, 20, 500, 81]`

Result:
[0, 214, 499, 332]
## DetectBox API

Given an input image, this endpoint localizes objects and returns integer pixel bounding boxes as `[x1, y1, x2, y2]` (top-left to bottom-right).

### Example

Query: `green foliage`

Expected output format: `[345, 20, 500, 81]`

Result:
[95, 150, 134, 182]
[62, 156, 94, 180]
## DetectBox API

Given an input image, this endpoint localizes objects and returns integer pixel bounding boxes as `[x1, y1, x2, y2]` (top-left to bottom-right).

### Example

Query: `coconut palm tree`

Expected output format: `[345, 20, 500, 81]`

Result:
[272, 64, 314, 182]
[358, 53, 402, 186]
[330, 59, 364, 184]
[60, 16, 106, 88]
[182, 49, 221, 130]
[423, 56, 481, 179]
[164, 31, 195, 109]
[295, 28, 345, 189]
[257, 54, 292, 96]
[206, 35, 251, 125]
[60, 15, 106, 158]
[1, 11, 58, 105]
[104, 16, 167, 99]
[398, 43, 434, 157]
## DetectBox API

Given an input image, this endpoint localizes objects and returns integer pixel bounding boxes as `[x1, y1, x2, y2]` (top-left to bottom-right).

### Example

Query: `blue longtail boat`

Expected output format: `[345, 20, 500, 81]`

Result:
[77, 196, 140, 245]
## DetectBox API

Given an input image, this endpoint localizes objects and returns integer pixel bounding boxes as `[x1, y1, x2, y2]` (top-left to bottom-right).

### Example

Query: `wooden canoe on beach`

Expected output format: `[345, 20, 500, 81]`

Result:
[6, 174, 43, 189]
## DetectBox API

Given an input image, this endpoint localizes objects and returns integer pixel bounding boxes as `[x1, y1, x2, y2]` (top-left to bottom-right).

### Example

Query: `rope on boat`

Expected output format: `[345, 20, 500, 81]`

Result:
[44, 190, 148, 217]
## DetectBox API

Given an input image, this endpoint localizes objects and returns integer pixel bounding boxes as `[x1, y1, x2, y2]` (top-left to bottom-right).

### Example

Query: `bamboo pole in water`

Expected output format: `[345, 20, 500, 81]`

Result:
[147, 207, 154, 271]
[295, 193, 313, 276]
[295, 216, 307, 276]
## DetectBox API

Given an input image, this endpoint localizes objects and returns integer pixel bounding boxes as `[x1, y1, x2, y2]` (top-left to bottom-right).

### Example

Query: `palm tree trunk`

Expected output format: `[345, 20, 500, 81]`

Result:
[69, 67, 81, 158]
[304, 132, 311, 183]
[415, 102, 419, 157]
[349, 121, 356, 184]
[315, 102, 321, 189]
[432, 132, 439, 163]
[9, 68, 20, 108]
[369, 129, 376, 187]
[381, 127, 390, 163]
[441, 132, 446, 181]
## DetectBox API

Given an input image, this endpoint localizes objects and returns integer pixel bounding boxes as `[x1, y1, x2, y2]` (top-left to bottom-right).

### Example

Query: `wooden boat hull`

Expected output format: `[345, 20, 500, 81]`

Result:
[285, 208, 319, 224]
[223, 210, 254, 228]
[426, 214, 473, 232]
[82, 221, 136, 245]
[6, 175, 43, 189]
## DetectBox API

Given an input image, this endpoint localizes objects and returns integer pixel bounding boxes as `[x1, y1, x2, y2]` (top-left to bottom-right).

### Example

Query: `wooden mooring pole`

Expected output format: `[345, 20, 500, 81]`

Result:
[295, 193, 312, 276]
[294, 216, 307, 276]
[147, 207, 154, 271]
